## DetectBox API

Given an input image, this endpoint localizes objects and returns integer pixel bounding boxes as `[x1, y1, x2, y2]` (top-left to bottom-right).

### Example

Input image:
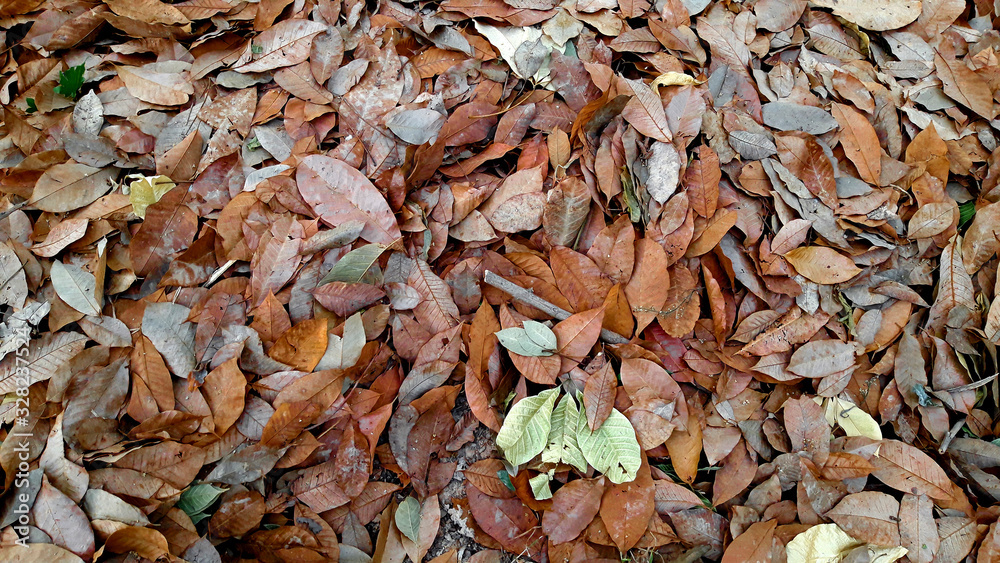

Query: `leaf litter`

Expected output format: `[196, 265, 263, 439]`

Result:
[2, 0, 1000, 561]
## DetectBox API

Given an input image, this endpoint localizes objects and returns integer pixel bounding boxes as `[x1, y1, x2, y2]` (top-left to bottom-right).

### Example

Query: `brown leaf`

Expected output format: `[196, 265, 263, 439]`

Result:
[543, 177, 591, 246]
[115, 441, 206, 489]
[935, 52, 995, 120]
[118, 63, 193, 106]
[621, 77, 672, 142]
[783, 396, 830, 465]
[104, 527, 170, 560]
[831, 102, 882, 185]
[721, 519, 775, 563]
[827, 491, 901, 546]
[408, 259, 460, 335]
[899, 494, 938, 563]
[787, 340, 859, 379]
[685, 145, 721, 217]
[926, 236, 976, 335]
[784, 246, 862, 284]
[32, 478, 95, 559]
[466, 482, 544, 558]
[601, 460, 654, 551]
[467, 301, 502, 431]
[962, 201, 1000, 274]
[202, 358, 246, 435]
[297, 155, 402, 245]
[871, 440, 962, 502]
[551, 246, 614, 312]
[711, 439, 756, 506]
[624, 238, 670, 334]
[584, 363, 617, 431]
[553, 307, 605, 373]
[269, 317, 329, 371]
[542, 478, 606, 544]
[908, 201, 957, 239]
[31, 163, 115, 212]
[657, 265, 700, 337]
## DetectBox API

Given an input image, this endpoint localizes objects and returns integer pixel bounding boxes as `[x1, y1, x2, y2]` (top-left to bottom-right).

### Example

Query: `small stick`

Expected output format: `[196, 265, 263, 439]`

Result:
[483, 270, 629, 345]
[939, 416, 967, 454]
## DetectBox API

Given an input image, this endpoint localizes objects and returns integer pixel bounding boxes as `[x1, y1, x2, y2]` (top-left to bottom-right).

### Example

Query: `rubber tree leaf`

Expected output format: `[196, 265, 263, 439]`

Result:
[50, 261, 101, 316]
[577, 404, 641, 484]
[523, 320, 557, 350]
[177, 484, 226, 524]
[496, 388, 560, 466]
[495, 321, 557, 357]
[319, 243, 387, 285]
[394, 496, 421, 543]
[541, 393, 588, 472]
[529, 472, 553, 500]
[817, 397, 882, 440]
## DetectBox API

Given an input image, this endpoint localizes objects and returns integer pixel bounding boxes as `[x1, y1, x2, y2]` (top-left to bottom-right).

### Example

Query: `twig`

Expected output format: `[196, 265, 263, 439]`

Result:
[483, 270, 629, 345]
[939, 416, 967, 454]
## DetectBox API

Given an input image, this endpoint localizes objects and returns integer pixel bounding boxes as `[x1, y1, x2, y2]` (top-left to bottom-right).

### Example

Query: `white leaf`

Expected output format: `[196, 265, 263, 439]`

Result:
[646, 141, 682, 204]
[50, 261, 101, 316]
[72, 91, 104, 137]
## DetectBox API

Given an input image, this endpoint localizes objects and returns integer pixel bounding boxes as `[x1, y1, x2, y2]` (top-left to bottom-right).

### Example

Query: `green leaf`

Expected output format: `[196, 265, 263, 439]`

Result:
[576, 404, 641, 484]
[541, 393, 588, 472]
[523, 320, 556, 350]
[318, 243, 387, 285]
[496, 387, 560, 466]
[529, 472, 553, 500]
[26, 98, 37, 114]
[495, 321, 556, 357]
[394, 496, 421, 543]
[498, 469, 515, 491]
[177, 484, 226, 523]
[53, 63, 86, 100]
[959, 200, 976, 228]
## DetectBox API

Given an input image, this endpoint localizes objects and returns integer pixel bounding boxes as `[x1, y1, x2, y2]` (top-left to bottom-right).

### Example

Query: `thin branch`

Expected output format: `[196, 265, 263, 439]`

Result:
[483, 270, 629, 345]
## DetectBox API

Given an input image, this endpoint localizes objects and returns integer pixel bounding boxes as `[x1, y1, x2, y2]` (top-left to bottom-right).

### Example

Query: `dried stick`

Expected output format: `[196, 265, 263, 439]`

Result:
[483, 270, 629, 345]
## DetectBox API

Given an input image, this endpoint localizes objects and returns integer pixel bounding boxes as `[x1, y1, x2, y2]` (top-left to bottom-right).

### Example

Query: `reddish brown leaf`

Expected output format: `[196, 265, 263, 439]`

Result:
[542, 478, 606, 544]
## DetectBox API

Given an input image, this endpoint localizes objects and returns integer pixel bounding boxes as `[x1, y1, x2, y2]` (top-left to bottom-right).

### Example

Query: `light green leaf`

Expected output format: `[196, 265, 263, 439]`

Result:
[522, 320, 556, 350]
[319, 243, 387, 285]
[394, 496, 421, 543]
[496, 388, 560, 466]
[786, 523, 865, 563]
[817, 397, 883, 440]
[529, 472, 553, 500]
[127, 174, 175, 219]
[177, 484, 226, 523]
[577, 405, 641, 484]
[541, 393, 588, 472]
[495, 322, 556, 357]
[50, 261, 100, 316]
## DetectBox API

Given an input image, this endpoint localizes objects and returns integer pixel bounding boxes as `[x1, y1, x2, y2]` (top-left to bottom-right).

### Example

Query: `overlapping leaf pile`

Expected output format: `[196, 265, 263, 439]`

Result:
[2, 0, 1000, 560]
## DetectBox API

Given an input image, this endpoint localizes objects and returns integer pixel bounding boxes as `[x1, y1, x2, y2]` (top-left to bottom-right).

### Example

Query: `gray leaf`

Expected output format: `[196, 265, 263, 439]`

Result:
[762, 102, 838, 135]
[386, 108, 446, 145]
[0, 241, 27, 309]
[78, 315, 131, 348]
[728, 130, 777, 160]
[142, 302, 196, 377]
